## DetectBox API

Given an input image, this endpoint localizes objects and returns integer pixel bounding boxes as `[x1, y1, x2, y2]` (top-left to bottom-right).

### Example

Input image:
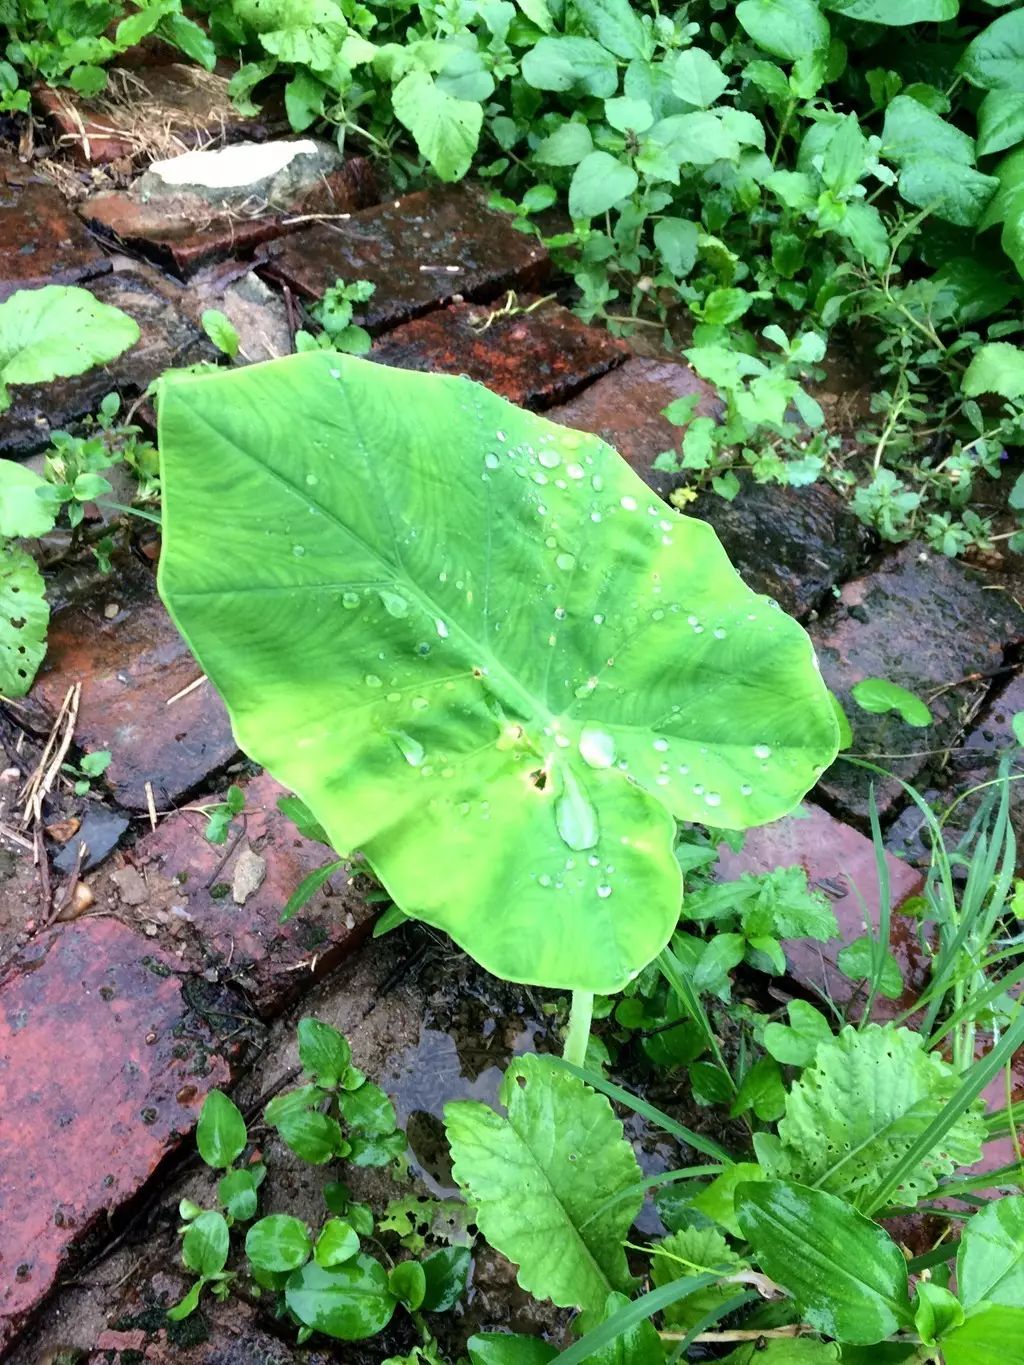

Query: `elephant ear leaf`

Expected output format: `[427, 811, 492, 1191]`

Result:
[156, 352, 837, 992]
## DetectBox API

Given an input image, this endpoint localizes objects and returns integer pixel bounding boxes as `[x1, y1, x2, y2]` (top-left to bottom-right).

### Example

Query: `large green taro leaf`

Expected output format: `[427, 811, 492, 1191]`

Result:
[157, 352, 838, 992]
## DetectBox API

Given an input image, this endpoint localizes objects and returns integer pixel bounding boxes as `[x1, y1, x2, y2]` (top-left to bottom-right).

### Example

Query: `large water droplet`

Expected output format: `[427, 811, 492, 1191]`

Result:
[484, 452, 500, 470]
[567, 463, 585, 479]
[596, 884, 612, 899]
[653, 738, 669, 752]
[379, 590, 408, 618]
[411, 696, 428, 711]
[705, 791, 722, 808]
[389, 730, 424, 766]
[292, 545, 306, 557]
[365, 674, 382, 688]
[555, 552, 576, 572]
[305, 473, 318, 486]
[538, 449, 560, 469]
[342, 591, 360, 609]
[620, 496, 637, 511]
[435, 618, 449, 638]
[754, 743, 772, 759]
[555, 768, 599, 851]
[579, 727, 615, 769]
[740, 783, 753, 796]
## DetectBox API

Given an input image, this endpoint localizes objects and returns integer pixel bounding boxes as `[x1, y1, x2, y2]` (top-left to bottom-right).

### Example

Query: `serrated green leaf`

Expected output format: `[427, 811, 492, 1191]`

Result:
[737, 1180, 912, 1345]
[652, 1225, 743, 1331]
[156, 354, 837, 993]
[196, 1090, 247, 1170]
[963, 341, 1024, 398]
[761, 1024, 986, 1211]
[0, 285, 139, 414]
[445, 1054, 641, 1322]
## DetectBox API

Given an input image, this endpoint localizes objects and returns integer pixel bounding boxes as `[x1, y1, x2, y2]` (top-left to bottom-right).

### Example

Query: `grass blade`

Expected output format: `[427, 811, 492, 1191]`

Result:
[553, 1059, 734, 1163]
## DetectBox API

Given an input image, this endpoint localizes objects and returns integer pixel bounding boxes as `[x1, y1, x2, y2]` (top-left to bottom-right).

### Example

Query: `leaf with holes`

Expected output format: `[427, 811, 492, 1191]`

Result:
[156, 353, 837, 992]
[1, 545, 49, 696]
[445, 1053, 641, 1325]
[753, 1024, 986, 1212]
[0, 285, 139, 413]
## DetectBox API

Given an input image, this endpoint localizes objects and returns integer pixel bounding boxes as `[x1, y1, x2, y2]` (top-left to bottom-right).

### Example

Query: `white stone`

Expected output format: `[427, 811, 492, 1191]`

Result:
[149, 139, 319, 190]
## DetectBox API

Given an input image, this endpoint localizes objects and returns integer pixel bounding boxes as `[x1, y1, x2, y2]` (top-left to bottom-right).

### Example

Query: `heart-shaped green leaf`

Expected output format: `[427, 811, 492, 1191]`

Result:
[157, 354, 837, 992]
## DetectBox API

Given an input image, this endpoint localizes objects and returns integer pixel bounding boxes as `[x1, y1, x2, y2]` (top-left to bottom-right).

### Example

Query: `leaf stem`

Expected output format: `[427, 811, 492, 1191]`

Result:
[563, 989, 594, 1067]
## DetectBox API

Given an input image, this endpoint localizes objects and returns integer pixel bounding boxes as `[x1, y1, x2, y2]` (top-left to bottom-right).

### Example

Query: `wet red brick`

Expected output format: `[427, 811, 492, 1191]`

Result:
[0, 917, 231, 1351]
[372, 297, 627, 409]
[887, 669, 1024, 866]
[32, 560, 238, 812]
[127, 772, 375, 1018]
[696, 480, 871, 621]
[33, 63, 270, 167]
[0, 157, 109, 303]
[0, 261, 212, 458]
[715, 802, 927, 1014]
[259, 184, 550, 333]
[550, 356, 718, 496]
[551, 358, 868, 617]
[810, 544, 1024, 825]
[80, 158, 378, 277]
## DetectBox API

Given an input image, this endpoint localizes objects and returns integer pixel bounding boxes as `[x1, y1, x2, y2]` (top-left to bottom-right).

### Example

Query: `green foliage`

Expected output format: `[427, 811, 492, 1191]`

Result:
[851, 678, 933, 728]
[298, 278, 376, 355]
[753, 1024, 986, 1212]
[2, 0, 215, 109]
[0, 286, 138, 413]
[0, 381, 158, 697]
[737, 1180, 913, 1346]
[169, 1016, 462, 1344]
[446, 1053, 641, 1324]
[157, 352, 837, 993]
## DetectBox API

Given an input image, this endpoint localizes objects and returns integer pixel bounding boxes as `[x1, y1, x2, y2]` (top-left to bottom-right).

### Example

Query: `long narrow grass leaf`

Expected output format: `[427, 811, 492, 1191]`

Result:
[552, 1275, 720, 1365]
[553, 1059, 734, 1163]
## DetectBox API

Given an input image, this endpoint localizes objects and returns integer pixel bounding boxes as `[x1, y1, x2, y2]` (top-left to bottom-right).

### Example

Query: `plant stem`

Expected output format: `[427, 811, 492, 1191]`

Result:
[563, 989, 594, 1066]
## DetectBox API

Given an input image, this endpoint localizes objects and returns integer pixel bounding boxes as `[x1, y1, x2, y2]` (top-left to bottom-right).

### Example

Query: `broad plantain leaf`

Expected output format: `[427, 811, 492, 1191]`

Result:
[753, 1024, 985, 1212]
[958, 1197, 1024, 1309]
[0, 545, 49, 697]
[392, 70, 482, 181]
[941, 1305, 1024, 1365]
[444, 1053, 641, 1323]
[0, 460, 58, 538]
[156, 353, 837, 992]
[737, 1180, 912, 1345]
[0, 285, 140, 413]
